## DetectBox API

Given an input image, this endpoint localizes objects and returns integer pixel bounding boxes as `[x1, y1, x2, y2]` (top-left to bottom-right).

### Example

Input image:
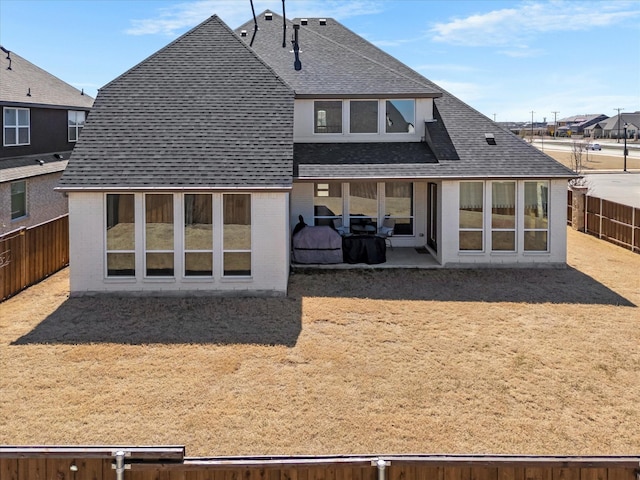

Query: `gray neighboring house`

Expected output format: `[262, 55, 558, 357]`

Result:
[1, 48, 93, 235]
[555, 114, 608, 137]
[57, 13, 574, 297]
[586, 112, 640, 140]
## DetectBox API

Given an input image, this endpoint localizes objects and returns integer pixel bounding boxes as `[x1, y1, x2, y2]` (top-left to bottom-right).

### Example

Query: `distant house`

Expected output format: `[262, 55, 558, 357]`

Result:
[57, 13, 574, 297]
[585, 112, 640, 140]
[556, 114, 608, 137]
[0, 47, 93, 235]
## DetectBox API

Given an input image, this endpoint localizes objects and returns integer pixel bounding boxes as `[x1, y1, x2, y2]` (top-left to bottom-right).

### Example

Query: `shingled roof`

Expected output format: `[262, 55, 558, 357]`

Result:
[0, 48, 93, 109]
[238, 12, 574, 180]
[58, 16, 294, 190]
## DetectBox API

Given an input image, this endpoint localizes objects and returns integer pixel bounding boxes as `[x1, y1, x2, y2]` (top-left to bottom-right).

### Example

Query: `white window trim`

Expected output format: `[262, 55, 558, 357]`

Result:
[222, 193, 252, 278]
[183, 193, 214, 278]
[68, 110, 85, 143]
[104, 193, 136, 279]
[523, 180, 550, 253]
[143, 193, 175, 279]
[313, 100, 343, 135]
[3, 107, 30, 146]
[348, 100, 379, 135]
[459, 181, 485, 253]
[382, 181, 415, 236]
[384, 99, 416, 135]
[490, 181, 517, 253]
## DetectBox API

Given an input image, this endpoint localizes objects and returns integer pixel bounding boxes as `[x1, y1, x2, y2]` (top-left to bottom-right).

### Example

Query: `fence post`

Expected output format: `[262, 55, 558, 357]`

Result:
[570, 185, 588, 232]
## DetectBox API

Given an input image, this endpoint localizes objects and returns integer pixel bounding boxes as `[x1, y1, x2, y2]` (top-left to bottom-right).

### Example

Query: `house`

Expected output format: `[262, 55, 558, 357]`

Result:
[1, 47, 93, 235]
[585, 112, 640, 140]
[57, 13, 574, 297]
[555, 114, 608, 137]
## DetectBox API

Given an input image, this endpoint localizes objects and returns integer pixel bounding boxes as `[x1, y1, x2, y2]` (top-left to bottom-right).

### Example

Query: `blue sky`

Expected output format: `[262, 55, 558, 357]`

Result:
[1, 0, 639, 122]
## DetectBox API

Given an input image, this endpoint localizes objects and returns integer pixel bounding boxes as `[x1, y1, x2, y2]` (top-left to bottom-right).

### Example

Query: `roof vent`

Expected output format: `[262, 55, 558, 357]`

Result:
[319, 18, 327, 25]
[265, 12, 273, 21]
[301, 18, 308, 25]
[240, 29, 247, 37]
[485, 133, 497, 145]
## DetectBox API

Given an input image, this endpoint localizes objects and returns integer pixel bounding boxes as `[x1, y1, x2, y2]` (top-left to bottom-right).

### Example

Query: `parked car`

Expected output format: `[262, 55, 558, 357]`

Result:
[585, 143, 602, 151]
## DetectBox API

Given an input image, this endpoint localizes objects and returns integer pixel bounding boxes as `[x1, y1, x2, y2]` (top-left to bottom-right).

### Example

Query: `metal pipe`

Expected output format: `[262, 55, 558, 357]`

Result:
[372, 458, 390, 480]
[114, 451, 126, 480]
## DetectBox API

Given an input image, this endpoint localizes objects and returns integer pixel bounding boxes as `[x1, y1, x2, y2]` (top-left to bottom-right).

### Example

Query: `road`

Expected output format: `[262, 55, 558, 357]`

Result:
[531, 139, 640, 159]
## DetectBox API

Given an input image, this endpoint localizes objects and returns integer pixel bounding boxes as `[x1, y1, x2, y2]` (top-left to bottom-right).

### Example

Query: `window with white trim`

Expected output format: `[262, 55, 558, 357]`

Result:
[524, 181, 549, 251]
[491, 181, 516, 251]
[349, 181, 378, 231]
[349, 100, 378, 133]
[385, 182, 414, 235]
[314, 101, 342, 133]
[184, 194, 213, 276]
[385, 100, 415, 133]
[68, 110, 86, 142]
[223, 194, 251, 276]
[11, 180, 26, 220]
[313, 182, 342, 226]
[145, 194, 174, 277]
[4, 107, 30, 146]
[106, 194, 135, 277]
[459, 181, 484, 251]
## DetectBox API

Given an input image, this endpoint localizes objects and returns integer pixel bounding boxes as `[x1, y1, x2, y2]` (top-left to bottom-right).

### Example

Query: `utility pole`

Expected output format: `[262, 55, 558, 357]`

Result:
[552, 111, 559, 138]
[493, 113, 496, 122]
[530, 110, 535, 143]
[614, 108, 624, 143]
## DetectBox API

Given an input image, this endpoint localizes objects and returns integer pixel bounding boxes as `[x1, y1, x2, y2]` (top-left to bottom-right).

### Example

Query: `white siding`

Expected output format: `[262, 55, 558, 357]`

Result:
[68, 191, 290, 296]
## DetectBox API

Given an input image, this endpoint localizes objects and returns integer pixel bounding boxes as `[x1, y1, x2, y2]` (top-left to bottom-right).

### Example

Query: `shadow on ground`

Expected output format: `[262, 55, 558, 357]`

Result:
[13, 296, 302, 346]
[289, 267, 636, 305]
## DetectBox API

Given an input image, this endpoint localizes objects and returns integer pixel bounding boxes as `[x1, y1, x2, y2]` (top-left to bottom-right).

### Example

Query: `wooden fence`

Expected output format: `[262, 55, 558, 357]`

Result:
[1, 448, 639, 480]
[0, 215, 69, 302]
[567, 191, 639, 253]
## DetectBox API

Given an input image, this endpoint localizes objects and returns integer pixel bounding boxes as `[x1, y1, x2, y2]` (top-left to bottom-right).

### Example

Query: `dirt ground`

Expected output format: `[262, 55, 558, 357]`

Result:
[542, 147, 640, 171]
[0, 228, 638, 456]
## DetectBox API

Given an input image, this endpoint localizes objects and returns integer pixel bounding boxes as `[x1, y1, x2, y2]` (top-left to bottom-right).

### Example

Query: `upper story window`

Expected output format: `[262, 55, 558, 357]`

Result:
[350, 100, 378, 133]
[68, 110, 86, 142]
[385, 100, 415, 133]
[4, 107, 30, 146]
[314, 101, 342, 133]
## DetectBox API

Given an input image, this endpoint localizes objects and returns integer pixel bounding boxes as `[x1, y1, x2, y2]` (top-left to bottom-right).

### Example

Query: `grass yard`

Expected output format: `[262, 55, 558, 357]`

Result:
[0, 228, 638, 456]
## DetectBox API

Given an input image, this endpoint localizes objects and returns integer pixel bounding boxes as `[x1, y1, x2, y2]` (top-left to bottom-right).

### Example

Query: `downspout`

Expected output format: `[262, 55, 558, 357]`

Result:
[112, 450, 130, 480]
[372, 458, 390, 480]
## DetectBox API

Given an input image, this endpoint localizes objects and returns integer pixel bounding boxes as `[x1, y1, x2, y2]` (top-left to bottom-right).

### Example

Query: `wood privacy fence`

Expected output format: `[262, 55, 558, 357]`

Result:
[1, 448, 639, 480]
[0, 215, 69, 302]
[567, 191, 639, 253]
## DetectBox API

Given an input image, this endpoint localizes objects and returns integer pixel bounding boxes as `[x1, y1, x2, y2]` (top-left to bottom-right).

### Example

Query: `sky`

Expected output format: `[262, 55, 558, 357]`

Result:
[1, 0, 639, 122]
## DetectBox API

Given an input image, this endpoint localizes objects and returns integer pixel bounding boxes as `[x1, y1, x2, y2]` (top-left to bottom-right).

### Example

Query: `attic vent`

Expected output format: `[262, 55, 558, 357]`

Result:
[301, 18, 308, 25]
[240, 29, 247, 37]
[319, 18, 327, 25]
[265, 12, 273, 20]
[485, 133, 497, 145]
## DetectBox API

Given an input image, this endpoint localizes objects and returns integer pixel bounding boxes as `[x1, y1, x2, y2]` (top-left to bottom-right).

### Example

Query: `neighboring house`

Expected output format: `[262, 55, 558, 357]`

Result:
[57, 13, 574, 297]
[0, 47, 93, 235]
[556, 114, 608, 137]
[585, 112, 640, 140]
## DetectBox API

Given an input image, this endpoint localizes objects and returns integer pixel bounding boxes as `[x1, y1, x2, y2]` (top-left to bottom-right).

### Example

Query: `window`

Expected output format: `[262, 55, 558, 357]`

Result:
[491, 181, 516, 251]
[350, 100, 378, 133]
[385, 182, 413, 235]
[68, 110, 86, 142]
[223, 194, 251, 276]
[145, 194, 174, 276]
[184, 194, 213, 276]
[313, 182, 342, 226]
[106, 194, 135, 276]
[4, 107, 30, 146]
[314, 101, 342, 133]
[349, 182, 378, 230]
[385, 100, 415, 133]
[459, 182, 484, 251]
[524, 181, 549, 251]
[10, 181, 26, 220]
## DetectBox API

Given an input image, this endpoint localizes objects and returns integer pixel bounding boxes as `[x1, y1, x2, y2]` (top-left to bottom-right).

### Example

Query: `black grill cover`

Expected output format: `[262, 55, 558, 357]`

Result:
[342, 235, 386, 264]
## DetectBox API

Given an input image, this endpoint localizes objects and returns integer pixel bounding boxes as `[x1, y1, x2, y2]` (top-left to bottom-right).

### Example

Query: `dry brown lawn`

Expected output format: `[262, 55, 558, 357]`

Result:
[542, 148, 640, 171]
[1, 228, 638, 456]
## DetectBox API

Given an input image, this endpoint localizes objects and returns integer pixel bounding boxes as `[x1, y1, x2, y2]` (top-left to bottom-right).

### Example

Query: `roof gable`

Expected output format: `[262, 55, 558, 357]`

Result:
[0, 48, 93, 109]
[59, 16, 295, 190]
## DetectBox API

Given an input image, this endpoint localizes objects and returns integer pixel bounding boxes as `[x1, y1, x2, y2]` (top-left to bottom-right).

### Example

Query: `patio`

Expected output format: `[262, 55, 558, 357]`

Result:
[291, 245, 440, 269]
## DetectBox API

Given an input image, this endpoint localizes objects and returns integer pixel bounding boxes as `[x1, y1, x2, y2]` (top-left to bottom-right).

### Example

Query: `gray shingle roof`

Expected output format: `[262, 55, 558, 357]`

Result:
[0, 48, 93, 109]
[239, 12, 575, 180]
[58, 16, 294, 190]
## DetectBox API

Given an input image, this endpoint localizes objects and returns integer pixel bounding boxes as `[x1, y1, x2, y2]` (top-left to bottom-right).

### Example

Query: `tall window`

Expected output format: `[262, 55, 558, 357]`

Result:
[4, 107, 30, 146]
[350, 100, 378, 133]
[145, 194, 174, 276]
[385, 182, 413, 235]
[385, 100, 415, 133]
[349, 182, 378, 230]
[68, 110, 86, 142]
[10, 181, 26, 220]
[314, 101, 342, 133]
[459, 182, 484, 251]
[223, 194, 251, 276]
[184, 194, 213, 276]
[106, 194, 135, 276]
[524, 181, 549, 251]
[491, 181, 516, 251]
[314, 182, 342, 226]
